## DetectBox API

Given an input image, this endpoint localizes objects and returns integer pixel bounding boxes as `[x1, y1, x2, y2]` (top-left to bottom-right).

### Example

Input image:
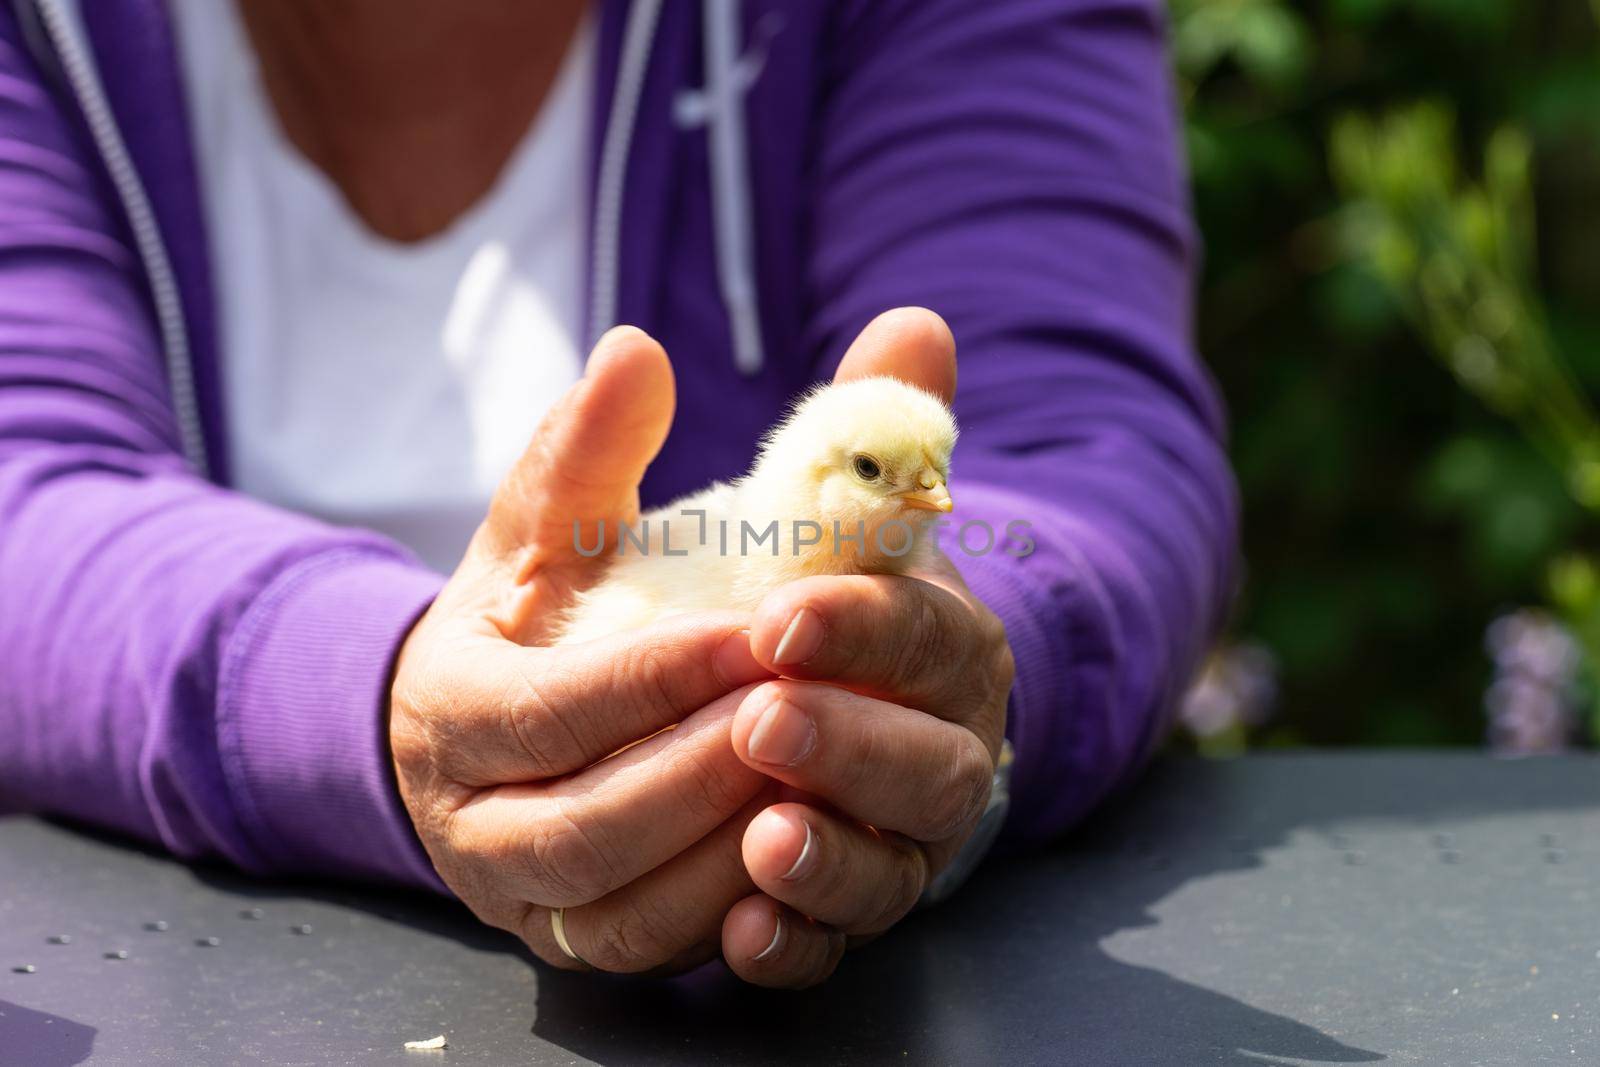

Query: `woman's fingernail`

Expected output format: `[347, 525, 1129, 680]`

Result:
[752, 913, 787, 962]
[746, 699, 816, 767]
[714, 630, 771, 688]
[780, 820, 818, 882]
[772, 607, 823, 665]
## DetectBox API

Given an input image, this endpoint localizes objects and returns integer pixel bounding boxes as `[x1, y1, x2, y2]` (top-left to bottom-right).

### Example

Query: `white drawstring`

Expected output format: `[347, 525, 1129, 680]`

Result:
[702, 0, 764, 376]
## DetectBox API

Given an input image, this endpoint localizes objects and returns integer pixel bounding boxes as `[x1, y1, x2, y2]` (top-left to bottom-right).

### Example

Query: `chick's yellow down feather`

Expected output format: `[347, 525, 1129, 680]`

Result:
[553, 376, 958, 644]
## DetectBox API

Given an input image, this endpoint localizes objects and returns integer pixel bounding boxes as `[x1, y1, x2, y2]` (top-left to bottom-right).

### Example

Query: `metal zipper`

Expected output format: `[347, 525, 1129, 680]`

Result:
[33, 0, 211, 477]
[587, 0, 665, 350]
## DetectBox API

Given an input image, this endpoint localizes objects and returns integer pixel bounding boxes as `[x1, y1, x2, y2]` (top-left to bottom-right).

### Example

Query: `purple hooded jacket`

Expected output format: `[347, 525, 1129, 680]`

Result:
[0, 0, 1236, 890]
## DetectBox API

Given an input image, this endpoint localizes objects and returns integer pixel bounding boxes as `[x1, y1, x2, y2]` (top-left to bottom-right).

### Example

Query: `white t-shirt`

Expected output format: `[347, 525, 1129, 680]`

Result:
[171, 2, 593, 572]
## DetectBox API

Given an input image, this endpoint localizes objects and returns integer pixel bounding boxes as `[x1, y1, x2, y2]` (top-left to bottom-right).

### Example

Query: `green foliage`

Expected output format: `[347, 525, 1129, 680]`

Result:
[1171, 0, 1311, 93]
[1329, 108, 1600, 496]
[1173, 0, 1600, 747]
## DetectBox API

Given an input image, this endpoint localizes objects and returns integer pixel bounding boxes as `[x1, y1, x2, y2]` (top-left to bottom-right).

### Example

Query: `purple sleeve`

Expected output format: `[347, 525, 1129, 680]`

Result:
[807, 0, 1238, 839]
[0, 14, 445, 888]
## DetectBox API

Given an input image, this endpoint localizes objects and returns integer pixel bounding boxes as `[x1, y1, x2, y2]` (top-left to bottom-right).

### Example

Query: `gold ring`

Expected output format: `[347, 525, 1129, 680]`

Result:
[550, 906, 585, 965]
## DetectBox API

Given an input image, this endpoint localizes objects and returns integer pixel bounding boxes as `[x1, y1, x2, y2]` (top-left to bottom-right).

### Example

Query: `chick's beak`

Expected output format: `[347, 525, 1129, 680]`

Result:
[900, 470, 954, 513]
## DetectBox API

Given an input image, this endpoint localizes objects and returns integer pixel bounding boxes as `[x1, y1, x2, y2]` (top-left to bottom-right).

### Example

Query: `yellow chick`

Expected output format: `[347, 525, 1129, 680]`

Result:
[553, 376, 958, 644]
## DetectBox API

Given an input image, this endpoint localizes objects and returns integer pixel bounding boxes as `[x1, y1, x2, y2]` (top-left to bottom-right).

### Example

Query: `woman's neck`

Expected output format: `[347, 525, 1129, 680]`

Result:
[234, 0, 588, 242]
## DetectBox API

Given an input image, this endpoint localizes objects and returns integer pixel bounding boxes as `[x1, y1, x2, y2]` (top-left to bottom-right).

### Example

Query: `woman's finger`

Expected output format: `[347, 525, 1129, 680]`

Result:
[451, 687, 767, 908]
[747, 573, 1011, 752]
[742, 802, 929, 935]
[526, 790, 773, 974]
[722, 895, 845, 990]
[418, 615, 770, 788]
[729, 680, 994, 843]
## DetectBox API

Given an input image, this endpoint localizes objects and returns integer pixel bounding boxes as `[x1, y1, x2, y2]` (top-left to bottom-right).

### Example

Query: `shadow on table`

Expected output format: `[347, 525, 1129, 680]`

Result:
[528, 757, 1383, 1066]
[0, 1000, 96, 1066]
[527, 754, 1598, 1066]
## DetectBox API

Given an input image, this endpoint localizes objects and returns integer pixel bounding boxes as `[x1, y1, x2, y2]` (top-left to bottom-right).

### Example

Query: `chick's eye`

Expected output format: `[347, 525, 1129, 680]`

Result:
[852, 455, 882, 481]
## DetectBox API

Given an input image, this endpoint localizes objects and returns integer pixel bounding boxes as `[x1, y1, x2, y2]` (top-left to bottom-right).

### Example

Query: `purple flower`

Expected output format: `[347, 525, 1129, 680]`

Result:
[1483, 609, 1579, 755]
[1179, 643, 1279, 740]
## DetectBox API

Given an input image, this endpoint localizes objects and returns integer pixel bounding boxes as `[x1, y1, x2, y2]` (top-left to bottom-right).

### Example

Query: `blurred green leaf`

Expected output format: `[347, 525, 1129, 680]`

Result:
[1171, 0, 1600, 752]
[1171, 0, 1311, 92]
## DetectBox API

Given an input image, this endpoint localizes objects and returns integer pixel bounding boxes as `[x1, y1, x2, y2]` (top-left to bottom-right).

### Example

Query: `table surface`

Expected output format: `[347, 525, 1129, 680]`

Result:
[4, 752, 1600, 1066]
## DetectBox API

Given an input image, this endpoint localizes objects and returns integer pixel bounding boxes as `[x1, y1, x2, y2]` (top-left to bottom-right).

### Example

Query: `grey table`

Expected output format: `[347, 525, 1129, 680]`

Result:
[4, 753, 1600, 1066]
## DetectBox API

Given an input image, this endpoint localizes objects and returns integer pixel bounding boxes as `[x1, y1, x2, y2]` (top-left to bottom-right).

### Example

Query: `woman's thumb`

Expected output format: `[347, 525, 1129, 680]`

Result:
[832, 307, 957, 403]
[479, 325, 676, 574]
